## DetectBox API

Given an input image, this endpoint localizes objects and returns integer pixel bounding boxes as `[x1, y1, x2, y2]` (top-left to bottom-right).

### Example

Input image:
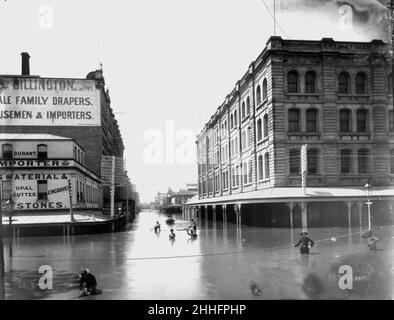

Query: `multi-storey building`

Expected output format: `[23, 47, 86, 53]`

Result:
[186, 37, 394, 229]
[0, 52, 128, 213]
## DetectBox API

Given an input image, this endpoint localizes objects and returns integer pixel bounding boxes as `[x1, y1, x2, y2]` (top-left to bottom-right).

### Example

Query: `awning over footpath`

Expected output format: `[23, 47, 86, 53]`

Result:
[185, 186, 394, 206]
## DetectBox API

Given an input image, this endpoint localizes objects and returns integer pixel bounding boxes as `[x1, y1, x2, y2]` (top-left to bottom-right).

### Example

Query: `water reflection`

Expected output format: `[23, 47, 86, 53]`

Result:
[2, 210, 393, 299]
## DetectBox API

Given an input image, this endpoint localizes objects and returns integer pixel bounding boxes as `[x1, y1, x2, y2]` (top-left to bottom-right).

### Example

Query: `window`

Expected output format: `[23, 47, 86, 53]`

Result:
[358, 149, 369, 174]
[287, 70, 299, 93]
[257, 119, 262, 141]
[289, 149, 300, 174]
[246, 97, 250, 116]
[288, 108, 300, 132]
[258, 155, 263, 180]
[241, 102, 246, 119]
[391, 149, 394, 174]
[263, 78, 268, 101]
[341, 149, 352, 174]
[388, 74, 392, 94]
[230, 114, 234, 129]
[234, 110, 238, 127]
[339, 109, 351, 132]
[1, 181, 12, 201]
[307, 149, 318, 175]
[248, 160, 253, 183]
[357, 109, 368, 133]
[236, 166, 240, 185]
[243, 162, 248, 184]
[389, 110, 393, 132]
[356, 72, 367, 94]
[305, 71, 316, 94]
[256, 85, 262, 106]
[2, 144, 12, 159]
[263, 114, 268, 138]
[264, 152, 270, 178]
[241, 130, 246, 151]
[338, 72, 350, 94]
[37, 144, 48, 159]
[306, 109, 317, 133]
[247, 126, 252, 148]
[37, 180, 48, 201]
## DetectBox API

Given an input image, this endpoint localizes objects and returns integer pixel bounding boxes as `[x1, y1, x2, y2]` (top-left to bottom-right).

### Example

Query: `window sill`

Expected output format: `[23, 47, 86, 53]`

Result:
[257, 137, 269, 144]
[338, 132, 370, 136]
[287, 132, 320, 136]
[337, 93, 370, 98]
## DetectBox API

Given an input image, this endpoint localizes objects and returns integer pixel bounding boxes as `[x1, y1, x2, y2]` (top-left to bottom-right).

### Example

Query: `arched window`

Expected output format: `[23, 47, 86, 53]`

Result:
[243, 162, 248, 184]
[246, 97, 251, 116]
[306, 108, 318, 132]
[258, 155, 263, 180]
[289, 149, 300, 174]
[357, 109, 368, 133]
[241, 130, 246, 150]
[263, 114, 269, 138]
[355, 72, 367, 94]
[288, 108, 300, 132]
[264, 152, 270, 179]
[248, 159, 253, 183]
[339, 109, 351, 132]
[389, 110, 393, 132]
[307, 149, 318, 175]
[241, 101, 246, 119]
[230, 114, 234, 129]
[37, 144, 48, 159]
[338, 72, 350, 94]
[257, 119, 262, 141]
[390, 149, 394, 174]
[234, 110, 238, 127]
[1, 144, 12, 159]
[305, 71, 316, 94]
[358, 148, 369, 174]
[256, 85, 262, 106]
[388, 74, 392, 94]
[263, 78, 268, 101]
[341, 149, 352, 174]
[287, 70, 299, 93]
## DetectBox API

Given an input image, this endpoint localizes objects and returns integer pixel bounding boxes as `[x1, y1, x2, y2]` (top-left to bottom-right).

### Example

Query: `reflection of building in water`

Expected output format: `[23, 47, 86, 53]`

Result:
[0, 134, 100, 211]
[0, 53, 138, 215]
[186, 36, 394, 229]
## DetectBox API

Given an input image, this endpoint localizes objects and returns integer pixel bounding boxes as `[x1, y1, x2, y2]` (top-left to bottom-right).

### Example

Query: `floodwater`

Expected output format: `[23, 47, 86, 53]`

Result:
[2, 210, 394, 300]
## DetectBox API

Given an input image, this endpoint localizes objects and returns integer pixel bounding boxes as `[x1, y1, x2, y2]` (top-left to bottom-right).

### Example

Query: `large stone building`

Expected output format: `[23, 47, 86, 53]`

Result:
[185, 37, 394, 229]
[0, 53, 129, 214]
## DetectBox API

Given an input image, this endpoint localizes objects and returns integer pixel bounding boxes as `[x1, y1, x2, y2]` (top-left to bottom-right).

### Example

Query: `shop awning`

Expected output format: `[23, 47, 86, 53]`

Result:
[185, 186, 394, 206]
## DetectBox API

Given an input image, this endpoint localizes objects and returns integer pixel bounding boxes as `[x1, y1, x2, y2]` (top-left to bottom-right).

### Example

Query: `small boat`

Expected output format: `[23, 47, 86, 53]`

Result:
[166, 217, 175, 224]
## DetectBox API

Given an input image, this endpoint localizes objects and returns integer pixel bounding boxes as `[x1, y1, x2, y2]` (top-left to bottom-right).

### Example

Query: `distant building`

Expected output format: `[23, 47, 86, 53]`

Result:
[186, 37, 394, 229]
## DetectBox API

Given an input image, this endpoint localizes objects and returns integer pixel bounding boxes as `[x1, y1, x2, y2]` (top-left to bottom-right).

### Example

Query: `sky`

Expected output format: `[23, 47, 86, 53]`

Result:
[0, 0, 389, 203]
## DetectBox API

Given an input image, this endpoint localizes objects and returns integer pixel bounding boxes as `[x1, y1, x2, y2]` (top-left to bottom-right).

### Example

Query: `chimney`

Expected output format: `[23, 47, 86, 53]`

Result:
[21, 52, 30, 75]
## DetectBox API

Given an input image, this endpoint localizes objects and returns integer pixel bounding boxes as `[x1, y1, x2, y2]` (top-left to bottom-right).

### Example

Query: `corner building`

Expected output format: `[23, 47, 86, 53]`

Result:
[186, 37, 394, 229]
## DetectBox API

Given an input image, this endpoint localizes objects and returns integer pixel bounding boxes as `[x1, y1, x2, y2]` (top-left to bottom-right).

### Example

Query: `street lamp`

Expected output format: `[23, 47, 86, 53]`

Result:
[363, 183, 373, 230]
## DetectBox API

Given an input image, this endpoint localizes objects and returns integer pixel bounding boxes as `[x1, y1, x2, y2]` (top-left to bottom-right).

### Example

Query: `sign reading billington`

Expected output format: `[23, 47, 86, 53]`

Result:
[0, 77, 100, 126]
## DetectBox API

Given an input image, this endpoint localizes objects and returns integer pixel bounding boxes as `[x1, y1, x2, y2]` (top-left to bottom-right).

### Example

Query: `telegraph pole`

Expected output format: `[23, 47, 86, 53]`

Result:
[0, 202, 6, 300]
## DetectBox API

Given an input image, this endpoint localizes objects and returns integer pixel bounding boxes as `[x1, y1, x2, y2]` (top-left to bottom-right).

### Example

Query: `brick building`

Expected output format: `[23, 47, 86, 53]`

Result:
[185, 37, 394, 229]
[0, 53, 127, 213]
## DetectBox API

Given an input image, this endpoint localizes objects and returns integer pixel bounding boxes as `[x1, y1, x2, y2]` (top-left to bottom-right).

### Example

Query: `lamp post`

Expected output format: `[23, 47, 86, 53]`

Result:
[364, 183, 373, 231]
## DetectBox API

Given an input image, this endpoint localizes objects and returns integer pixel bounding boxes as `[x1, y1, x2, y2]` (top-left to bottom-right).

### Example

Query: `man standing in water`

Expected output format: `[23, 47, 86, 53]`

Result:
[294, 231, 314, 254]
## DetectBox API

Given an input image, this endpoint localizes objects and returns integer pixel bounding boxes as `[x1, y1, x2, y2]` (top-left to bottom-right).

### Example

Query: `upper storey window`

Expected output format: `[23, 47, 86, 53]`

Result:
[338, 72, 350, 94]
[256, 85, 262, 106]
[287, 70, 299, 93]
[2, 144, 12, 159]
[305, 71, 316, 94]
[262, 78, 268, 101]
[388, 74, 392, 95]
[288, 108, 300, 132]
[355, 72, 367, 94]
[37, 144, 48, 159]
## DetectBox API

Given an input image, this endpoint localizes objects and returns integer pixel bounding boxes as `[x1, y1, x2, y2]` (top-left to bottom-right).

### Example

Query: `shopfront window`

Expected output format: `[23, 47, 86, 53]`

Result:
[37, 180, 48, 201]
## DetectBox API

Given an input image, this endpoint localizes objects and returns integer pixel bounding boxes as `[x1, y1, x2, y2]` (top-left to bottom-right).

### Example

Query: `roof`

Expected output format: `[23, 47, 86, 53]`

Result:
[0, 133, 73, 141]
[185, 186, 394, 206]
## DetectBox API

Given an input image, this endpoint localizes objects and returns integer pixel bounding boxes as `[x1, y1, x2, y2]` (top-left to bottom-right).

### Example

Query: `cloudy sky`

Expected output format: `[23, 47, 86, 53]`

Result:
[0, 0, 388, 202]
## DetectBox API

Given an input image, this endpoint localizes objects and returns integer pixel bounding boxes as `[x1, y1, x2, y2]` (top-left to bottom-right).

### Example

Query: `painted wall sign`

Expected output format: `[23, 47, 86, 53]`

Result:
[0, 77, 100, 126]
[0, 159, 73, 168]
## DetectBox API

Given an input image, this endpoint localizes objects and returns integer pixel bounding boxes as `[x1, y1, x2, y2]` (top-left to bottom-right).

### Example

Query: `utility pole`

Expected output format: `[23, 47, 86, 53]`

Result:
[68, 179, 74, 222]
[0, 201, 5, 300]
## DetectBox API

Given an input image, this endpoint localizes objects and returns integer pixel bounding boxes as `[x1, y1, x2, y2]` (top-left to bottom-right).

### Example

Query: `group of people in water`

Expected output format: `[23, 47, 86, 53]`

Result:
[153, 218, 198, 240]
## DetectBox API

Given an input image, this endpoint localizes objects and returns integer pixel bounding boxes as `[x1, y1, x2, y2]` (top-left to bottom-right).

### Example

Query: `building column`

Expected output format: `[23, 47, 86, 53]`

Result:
[205, 205, 208, 228]
[357, 201, 363, 228]
[301, 201, 307, 230]
[212, 205, 216, 225]
[223, 205, 227, 225]
[286, 202, 294, 229]
[346, 201, 352, 228]
[238, 204, 242, 228]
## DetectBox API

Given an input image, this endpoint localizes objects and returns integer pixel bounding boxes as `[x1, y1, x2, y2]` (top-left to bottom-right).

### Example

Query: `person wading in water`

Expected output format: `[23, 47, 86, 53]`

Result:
[294, 231, 314, 254]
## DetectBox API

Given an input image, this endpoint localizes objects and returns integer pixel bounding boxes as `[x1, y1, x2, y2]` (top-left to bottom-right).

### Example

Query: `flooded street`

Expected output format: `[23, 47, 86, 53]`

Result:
[3, 210, 394, 300]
